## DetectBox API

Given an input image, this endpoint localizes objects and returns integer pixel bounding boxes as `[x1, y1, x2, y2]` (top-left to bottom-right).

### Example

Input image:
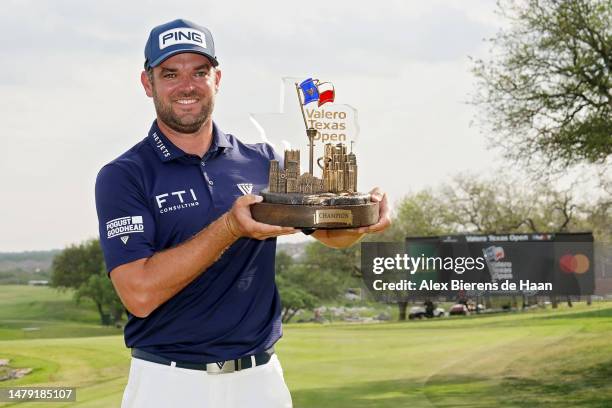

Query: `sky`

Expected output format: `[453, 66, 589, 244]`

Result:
[0, 0, 505, 252]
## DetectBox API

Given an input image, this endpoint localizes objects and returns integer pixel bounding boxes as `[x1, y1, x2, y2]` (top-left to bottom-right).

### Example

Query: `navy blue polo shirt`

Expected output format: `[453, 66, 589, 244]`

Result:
[95, 120, 283, 363]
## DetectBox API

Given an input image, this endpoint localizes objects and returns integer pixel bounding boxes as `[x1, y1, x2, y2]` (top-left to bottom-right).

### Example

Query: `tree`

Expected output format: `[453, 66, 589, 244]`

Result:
[276, 265, 320, 323]
[302, 241, 361, 280]
[378, 190, 454, 241]
[472, 0, 612, 169]
[441, 174, 600, 235]
[75, 269, 125, 325]
[275, 250, 294, 273]
[582, 188, 612, 244]
[51, 239, 104, 288]
[51, 239, 124, 325]
[275, 249, 347, 323]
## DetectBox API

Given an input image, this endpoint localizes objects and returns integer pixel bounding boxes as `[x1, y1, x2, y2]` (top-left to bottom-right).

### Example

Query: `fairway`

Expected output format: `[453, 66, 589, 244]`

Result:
[0, 286, 611, 407]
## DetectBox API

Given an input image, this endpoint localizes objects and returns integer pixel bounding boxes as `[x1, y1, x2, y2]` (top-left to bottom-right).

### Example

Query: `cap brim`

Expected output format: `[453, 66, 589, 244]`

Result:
[147, 47, 219, 69]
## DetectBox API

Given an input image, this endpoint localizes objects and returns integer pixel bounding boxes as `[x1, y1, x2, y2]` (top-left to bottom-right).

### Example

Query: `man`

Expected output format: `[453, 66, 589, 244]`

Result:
[95, 18, 390, 408]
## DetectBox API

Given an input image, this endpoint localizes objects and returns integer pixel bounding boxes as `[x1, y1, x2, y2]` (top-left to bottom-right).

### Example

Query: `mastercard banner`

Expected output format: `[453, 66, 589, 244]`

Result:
[553, 233, 594, 295]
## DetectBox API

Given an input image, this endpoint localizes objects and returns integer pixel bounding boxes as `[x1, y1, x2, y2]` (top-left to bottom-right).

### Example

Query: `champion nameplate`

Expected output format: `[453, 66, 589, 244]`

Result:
[314, 209, 353, 226]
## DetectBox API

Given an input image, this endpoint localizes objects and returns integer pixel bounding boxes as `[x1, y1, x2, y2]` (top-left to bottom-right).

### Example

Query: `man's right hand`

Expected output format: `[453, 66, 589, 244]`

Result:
[110, 194, 297, 318]
[224, 195, 298, 240]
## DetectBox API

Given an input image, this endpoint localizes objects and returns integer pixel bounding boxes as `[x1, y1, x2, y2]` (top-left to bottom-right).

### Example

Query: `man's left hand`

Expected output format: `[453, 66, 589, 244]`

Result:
[311, 187, 391, 248]
[351, 187, 391, 234]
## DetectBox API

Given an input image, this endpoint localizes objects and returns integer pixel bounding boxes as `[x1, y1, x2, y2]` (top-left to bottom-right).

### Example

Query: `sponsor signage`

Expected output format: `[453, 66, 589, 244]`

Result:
[361, 233, 594, 300]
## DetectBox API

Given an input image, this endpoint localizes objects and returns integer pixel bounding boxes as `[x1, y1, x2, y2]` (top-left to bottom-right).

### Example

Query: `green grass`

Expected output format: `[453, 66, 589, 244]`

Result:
[0, 285, 122, 340]
[281, 304, 612, 407]
[0, 286, 611, 407]
[0, 285, 101, 322]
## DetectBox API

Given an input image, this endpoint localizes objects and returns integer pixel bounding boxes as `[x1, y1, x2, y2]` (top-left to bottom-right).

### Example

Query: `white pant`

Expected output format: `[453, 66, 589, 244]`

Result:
[121, 354, 293, 408]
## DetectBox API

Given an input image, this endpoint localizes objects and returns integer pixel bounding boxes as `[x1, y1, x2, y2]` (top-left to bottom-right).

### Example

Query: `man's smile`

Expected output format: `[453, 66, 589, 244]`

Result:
[175, 98, 199, 105]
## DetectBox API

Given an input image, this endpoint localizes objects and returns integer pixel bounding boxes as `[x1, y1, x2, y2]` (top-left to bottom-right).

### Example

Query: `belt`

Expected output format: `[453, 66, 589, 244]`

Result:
[131, 347, 274, 375]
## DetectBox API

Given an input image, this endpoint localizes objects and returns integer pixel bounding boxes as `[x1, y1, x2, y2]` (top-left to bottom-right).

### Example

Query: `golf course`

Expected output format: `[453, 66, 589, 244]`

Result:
[1, 285, 611, 407]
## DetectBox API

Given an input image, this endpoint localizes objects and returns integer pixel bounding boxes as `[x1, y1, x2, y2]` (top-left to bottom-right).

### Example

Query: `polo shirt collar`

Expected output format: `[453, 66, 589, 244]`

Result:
[213, 122, 233, 150]
[147, 120, 233, 162]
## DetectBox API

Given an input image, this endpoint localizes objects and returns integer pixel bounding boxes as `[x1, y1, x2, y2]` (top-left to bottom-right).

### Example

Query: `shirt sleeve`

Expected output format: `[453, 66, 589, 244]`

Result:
[95, 163, 156, 275]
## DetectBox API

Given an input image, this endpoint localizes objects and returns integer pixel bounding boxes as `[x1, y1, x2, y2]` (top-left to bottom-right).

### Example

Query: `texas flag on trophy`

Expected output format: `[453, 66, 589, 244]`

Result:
[299, 78, 335, 107]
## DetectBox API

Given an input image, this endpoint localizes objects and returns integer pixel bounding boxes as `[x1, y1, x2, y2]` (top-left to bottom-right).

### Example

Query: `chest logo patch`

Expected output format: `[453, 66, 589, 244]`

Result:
[237, 183, 253, 195]
[155, 188, 200, 214]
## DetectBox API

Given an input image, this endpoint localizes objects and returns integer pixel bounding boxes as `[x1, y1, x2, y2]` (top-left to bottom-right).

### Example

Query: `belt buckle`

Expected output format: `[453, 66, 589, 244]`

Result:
[206, 359, 236, 375]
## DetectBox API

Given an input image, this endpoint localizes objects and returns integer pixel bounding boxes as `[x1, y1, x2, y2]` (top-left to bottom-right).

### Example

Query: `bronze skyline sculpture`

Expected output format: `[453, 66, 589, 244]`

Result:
[251, 78, 378, 228]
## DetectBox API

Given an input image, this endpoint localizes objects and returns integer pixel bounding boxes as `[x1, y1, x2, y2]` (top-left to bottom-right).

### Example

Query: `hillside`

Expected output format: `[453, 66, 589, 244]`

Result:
[0, 250, 59, 285]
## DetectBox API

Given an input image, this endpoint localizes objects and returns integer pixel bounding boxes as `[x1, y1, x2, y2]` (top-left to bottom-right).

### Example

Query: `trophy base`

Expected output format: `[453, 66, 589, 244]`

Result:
[251, 200, 379, 229]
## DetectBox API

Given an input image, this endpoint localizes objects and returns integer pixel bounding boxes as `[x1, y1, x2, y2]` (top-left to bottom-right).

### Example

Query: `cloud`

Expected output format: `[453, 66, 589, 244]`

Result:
[0, 0, 500, 251]
[1, 0, 496, 85]
[215, 2, 493, 75]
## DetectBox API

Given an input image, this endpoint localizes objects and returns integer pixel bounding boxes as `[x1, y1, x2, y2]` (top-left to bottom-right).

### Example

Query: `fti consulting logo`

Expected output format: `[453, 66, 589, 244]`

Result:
[106, 216, 144, 239]
[155, 188, 199, 214]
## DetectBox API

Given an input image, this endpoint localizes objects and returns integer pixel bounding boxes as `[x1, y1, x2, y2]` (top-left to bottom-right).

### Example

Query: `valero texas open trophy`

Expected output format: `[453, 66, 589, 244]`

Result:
[251, 78, 379, 229]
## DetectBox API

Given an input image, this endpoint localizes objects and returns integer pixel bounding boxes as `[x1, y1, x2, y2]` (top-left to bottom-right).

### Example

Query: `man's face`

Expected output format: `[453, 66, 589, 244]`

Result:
[141, 53, 221, 134]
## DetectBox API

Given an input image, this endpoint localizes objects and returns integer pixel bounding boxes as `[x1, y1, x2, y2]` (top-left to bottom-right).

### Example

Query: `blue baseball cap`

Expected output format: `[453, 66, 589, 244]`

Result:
[144, 19, 219, 69]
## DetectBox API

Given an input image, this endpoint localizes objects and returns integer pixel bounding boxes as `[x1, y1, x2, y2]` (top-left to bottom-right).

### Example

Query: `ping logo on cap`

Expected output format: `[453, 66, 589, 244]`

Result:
[159, 28, 207, 50]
